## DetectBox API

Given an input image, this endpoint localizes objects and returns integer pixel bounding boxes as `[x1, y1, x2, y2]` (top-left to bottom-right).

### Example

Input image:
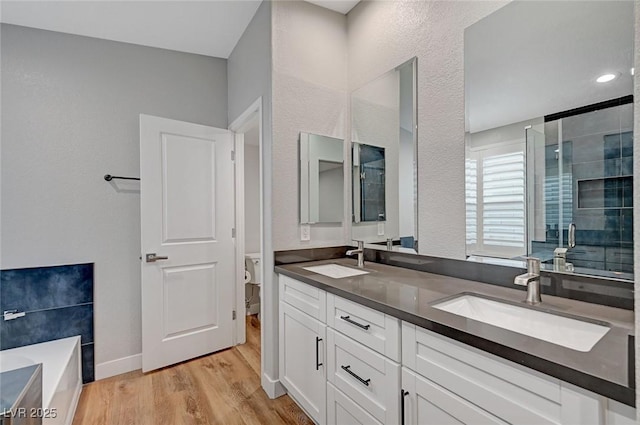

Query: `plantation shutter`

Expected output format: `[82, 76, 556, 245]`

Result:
[467, 143, 526, 259]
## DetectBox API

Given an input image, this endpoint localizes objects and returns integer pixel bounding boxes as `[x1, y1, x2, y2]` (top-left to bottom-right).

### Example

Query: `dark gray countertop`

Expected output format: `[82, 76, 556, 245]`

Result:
[276, 258, 635, 406]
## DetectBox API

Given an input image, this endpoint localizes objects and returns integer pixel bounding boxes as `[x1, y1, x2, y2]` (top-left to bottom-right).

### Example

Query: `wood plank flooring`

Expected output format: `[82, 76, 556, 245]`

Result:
[73, 316, 313, 425]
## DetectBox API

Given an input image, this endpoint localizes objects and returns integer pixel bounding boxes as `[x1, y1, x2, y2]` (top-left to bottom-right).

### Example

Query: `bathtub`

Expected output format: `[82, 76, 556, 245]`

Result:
[0, 336, 82, 425]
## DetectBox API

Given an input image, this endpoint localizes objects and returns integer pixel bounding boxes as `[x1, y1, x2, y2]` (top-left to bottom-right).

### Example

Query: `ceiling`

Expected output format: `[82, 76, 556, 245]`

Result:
[306, 0, 359, 14]
[0, 0, 359, 59]
[465, 1, 634, 133]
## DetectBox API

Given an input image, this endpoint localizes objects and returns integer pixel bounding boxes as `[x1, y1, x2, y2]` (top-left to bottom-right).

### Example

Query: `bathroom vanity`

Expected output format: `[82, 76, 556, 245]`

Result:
[276, 258, 635, 425]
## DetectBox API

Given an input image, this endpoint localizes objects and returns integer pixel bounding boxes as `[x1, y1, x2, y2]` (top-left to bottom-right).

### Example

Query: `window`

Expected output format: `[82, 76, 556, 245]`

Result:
[466, 144, 526, 259]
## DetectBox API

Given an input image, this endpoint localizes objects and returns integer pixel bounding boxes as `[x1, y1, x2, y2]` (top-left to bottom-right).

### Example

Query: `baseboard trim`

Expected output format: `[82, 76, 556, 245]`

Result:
[262, 372, 286, 399]
[95, 353, 142, 380]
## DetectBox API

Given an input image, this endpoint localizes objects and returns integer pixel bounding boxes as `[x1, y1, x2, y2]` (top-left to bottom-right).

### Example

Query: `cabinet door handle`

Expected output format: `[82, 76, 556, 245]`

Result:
[315, 337, 323, 370]
[340, 315, 370, 330]
[341, 365, 370, 386]
[401, 389, 409, 425]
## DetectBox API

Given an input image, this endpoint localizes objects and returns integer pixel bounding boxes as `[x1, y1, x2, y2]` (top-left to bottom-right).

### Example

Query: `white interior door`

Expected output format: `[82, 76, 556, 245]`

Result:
[140, 114, 235, 373]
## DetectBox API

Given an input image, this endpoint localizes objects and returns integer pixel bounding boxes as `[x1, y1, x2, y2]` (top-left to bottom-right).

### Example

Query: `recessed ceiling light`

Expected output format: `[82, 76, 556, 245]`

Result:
[596, 74, 616, 83]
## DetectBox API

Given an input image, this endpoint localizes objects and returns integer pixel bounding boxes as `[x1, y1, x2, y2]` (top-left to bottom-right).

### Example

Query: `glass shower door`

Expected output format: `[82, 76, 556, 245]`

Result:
[541, 103, 634, 275]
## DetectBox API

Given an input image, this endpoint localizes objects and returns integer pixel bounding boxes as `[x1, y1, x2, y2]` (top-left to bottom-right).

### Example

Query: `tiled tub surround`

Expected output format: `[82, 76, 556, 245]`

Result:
[0, 264, 94, 383]
[276, 257, 635, 406]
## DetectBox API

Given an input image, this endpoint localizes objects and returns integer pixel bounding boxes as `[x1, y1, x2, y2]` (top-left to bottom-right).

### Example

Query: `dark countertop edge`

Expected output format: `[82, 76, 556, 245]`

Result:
[275, 266, 635, 407]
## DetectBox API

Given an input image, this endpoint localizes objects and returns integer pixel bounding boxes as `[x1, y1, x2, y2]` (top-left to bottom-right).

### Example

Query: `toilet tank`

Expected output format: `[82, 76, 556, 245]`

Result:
[245, 253, 261, 285]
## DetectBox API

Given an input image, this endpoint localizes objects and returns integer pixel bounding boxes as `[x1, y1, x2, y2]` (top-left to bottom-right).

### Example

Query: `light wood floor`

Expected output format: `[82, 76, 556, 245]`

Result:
[73, 316, 313, 425]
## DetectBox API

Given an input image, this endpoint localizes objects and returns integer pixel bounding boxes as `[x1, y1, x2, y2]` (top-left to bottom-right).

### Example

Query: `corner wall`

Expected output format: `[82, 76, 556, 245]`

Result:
[271, 0, 348, 251]
[227, 0, 281, 395]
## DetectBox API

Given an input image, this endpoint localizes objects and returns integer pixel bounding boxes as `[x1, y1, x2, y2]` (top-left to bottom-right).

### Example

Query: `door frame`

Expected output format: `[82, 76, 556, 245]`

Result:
[229, 97, 263, 346]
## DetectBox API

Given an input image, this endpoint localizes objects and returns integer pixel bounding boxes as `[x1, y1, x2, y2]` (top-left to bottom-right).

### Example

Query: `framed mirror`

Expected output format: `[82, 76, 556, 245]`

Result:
[351, 57, 417, 252]
[299, 132, 344, 224]
[464, 1, 634, 280]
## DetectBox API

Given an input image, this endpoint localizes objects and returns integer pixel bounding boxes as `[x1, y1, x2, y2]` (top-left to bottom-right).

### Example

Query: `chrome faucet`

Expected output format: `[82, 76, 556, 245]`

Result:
[514, 257, 542, 305]
[346, 241, 365, 268]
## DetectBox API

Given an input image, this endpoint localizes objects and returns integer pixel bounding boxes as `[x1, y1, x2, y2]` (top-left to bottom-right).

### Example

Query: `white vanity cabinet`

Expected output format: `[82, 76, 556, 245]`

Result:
[278, 274, 635, 425]
[279, 275, 401, 425]
[279, 276, 327, 424]
[401, 322, 637, 425]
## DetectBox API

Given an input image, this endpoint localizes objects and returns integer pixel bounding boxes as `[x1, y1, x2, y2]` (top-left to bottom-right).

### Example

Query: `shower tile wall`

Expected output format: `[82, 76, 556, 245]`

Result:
[540, 103, 634, 272]
[0, 263, 95, 383]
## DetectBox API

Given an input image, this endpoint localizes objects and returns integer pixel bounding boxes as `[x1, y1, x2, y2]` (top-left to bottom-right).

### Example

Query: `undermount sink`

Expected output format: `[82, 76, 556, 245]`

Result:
[432, 294, 610, 352]
[303, 264, 369, 279]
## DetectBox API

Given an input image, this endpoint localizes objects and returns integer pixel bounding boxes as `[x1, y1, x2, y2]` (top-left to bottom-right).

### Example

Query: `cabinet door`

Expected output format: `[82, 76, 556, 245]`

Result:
[402, 368, 507, 425]
[279, 301, 326, 424]
[605, 399, 636, 425]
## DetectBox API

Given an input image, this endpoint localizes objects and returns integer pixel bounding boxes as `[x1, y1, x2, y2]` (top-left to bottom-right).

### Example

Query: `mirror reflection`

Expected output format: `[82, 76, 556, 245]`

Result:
[464, 1, 634, 280]
[353, 143, 386, 223]
[351, 57, 418, 253]
[299, 132, 344, 224]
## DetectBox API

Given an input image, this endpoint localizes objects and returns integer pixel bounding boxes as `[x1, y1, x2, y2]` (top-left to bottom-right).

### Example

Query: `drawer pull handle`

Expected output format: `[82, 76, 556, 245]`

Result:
[340, 315, 370, 330]
[315, 337, 323, 370]
[401, 389, 409, 425]
[341, 365, 370, 386]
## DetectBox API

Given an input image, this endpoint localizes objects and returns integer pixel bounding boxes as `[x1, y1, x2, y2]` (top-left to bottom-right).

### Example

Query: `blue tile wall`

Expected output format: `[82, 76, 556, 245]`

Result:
[543, 116, 633, 273]
[0, 263, 94, 383]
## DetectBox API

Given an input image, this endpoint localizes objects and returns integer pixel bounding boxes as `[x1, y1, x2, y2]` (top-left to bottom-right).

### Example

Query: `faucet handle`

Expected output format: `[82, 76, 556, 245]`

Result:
[522, 257, 540, 274]
[352, 240, 364, 250]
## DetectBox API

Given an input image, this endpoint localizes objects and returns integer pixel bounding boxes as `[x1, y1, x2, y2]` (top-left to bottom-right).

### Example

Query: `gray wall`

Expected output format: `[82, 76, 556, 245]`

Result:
[227, 0, 279, 395]
[0, 24, 228, 371]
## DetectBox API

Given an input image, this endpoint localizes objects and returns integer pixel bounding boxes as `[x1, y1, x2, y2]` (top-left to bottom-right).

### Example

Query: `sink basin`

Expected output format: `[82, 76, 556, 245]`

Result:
[303, 264, 369, 279]
[432, 294, 610, 352]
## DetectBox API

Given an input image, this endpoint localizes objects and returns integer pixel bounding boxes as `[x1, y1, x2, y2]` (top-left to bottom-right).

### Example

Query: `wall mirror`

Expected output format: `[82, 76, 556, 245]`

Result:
[464, 1, 634, 280]
[353, 143, 386, 223]
[351, 57, 417, 252]
[299, 132, 344, 224]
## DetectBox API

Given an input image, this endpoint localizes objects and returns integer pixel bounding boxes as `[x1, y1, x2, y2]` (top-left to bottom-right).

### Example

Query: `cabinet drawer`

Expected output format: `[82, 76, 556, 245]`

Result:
[327, 383, 383, 425]
[327, 328, 400, 424]
[279, 274, 326, 323]
[402, 367, 507, 425]
[327, 293, 400, 361]
[402, 322, 561, 424]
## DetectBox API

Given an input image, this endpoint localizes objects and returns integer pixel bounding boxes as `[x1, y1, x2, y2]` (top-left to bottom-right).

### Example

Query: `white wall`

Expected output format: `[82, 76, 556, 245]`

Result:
[244, 143, 261, 254]
[0, 24, 228, 368]
[348, 0, 508, 259]
[271, 0, 348, 250]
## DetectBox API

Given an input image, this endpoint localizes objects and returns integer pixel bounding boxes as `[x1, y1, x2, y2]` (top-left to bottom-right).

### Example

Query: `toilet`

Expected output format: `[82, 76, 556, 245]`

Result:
[244, 253, 261, 315]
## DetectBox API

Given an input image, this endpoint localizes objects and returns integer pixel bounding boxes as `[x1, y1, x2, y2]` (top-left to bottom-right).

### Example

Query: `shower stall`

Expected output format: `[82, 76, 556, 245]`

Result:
[527, 98, 633, 277]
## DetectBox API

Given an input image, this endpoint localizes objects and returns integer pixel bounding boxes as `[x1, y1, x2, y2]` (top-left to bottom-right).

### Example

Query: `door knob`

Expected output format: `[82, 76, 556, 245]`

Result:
[146, 253, 169, 262]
